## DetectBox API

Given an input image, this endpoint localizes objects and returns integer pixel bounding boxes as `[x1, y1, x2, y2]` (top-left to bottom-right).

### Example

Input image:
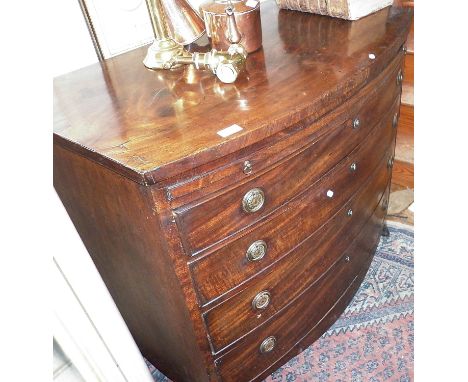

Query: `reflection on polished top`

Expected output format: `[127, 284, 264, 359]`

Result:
[53, 0, 411, 185]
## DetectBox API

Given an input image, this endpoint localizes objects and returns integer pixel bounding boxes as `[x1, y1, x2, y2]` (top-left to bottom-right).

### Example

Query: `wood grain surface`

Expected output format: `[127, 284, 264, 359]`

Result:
[203, 158, 392, 353]
[54, 1, 412, 185]
[173, 59, 402, 255]
[164, 49, 402, 211]
[53, 145, 210, 382]
[189, 100, 398, 306]
[215, 196, 388, 381]
[53, 3, 412, 381]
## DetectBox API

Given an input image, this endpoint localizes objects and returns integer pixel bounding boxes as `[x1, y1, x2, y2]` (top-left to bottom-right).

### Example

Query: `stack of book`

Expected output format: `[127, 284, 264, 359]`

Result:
[275, 0, 393, 20]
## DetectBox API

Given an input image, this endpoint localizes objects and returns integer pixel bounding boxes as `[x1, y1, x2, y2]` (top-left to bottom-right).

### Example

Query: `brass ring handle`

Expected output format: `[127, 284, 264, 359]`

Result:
[397, 70, 403, 85]
[242, 188, 265, 213]
[246, 240, 267, 262]
[259, 336, 276, 354]
[252, 290, 271, 310]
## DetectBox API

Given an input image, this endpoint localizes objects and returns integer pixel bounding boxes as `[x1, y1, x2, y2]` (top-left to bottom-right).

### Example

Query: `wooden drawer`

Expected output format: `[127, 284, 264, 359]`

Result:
[189, 100, 398, 306]
[215, 198, 387, 382]
[172, 63, 402, 256]
[203, 159, 391, 353]
[165, 54, 403, 209]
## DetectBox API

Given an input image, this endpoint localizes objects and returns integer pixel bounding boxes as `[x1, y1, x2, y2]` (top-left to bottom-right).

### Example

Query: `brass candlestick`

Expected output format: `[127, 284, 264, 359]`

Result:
[143, 0, 247, 83]
[143, 0, 184, 69]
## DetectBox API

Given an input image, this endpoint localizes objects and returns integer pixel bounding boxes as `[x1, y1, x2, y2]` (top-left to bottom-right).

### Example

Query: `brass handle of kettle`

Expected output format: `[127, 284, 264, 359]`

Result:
[225, 6, 242, 44]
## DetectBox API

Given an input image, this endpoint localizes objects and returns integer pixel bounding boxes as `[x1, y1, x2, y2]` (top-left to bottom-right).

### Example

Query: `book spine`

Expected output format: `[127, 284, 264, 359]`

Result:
[327, 0, 350, 18]
[275, 0, 326, 14]
[276, 0, 352, 19]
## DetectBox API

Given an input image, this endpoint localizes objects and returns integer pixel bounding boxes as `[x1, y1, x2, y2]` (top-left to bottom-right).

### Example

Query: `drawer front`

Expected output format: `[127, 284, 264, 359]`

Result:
[203, 159, 391, 353]
[166, 53, 403, 209]
[189, 100, 398, 306]
[215, 199, 387, 382]
[173, 65, 402, 255]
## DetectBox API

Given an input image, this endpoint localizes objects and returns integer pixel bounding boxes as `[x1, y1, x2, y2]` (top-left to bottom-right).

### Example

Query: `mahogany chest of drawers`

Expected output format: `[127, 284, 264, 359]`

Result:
[53, 2, 412, 381]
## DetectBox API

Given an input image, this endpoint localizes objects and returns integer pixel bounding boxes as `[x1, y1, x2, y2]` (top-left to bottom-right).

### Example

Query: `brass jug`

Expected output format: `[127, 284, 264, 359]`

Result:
[201, 0, 262, 53]
[158, 0, 206, 45]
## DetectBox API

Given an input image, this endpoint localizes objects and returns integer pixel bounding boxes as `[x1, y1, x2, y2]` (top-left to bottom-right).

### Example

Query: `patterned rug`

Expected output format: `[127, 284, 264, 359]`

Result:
[146, 221, 414, 382]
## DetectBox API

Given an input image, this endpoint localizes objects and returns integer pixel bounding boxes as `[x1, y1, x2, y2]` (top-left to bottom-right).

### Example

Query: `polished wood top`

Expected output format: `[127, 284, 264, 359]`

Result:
[53, 0, 412, 185]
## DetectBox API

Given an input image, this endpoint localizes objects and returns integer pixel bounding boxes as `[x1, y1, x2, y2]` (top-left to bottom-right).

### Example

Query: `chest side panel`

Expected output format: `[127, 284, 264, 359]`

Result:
[53, 145, 210, 382]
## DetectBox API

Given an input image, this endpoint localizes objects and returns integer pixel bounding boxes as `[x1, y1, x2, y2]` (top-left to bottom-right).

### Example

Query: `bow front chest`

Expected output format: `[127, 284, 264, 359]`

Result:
[53, 2, 412, 381]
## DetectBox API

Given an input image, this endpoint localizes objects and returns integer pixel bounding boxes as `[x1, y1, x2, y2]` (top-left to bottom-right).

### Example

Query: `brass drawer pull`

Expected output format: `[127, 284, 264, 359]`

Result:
[246, 240, 267, 262]
[397, 70, 403, 85]
[259, 336, 276, 353]
[243, 160, 253, 175]
[353, 118, 360, 129]
[242, 188, 265, 213]
[392, 113, 399, 129]
[326, 189, 334, 198]
[350, 162, 357, 172]
[347, 209, 353, 217]
[252, 290, 271, 310]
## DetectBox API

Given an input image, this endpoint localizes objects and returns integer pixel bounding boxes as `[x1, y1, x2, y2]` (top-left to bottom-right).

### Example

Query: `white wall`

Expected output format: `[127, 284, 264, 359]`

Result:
[52, 0, 99, 76]
[52, 0, 155, 76]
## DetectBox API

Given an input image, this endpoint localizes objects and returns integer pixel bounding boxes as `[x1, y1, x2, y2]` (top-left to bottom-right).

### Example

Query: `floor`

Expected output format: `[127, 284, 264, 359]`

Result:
[387, 182, 414, 226]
